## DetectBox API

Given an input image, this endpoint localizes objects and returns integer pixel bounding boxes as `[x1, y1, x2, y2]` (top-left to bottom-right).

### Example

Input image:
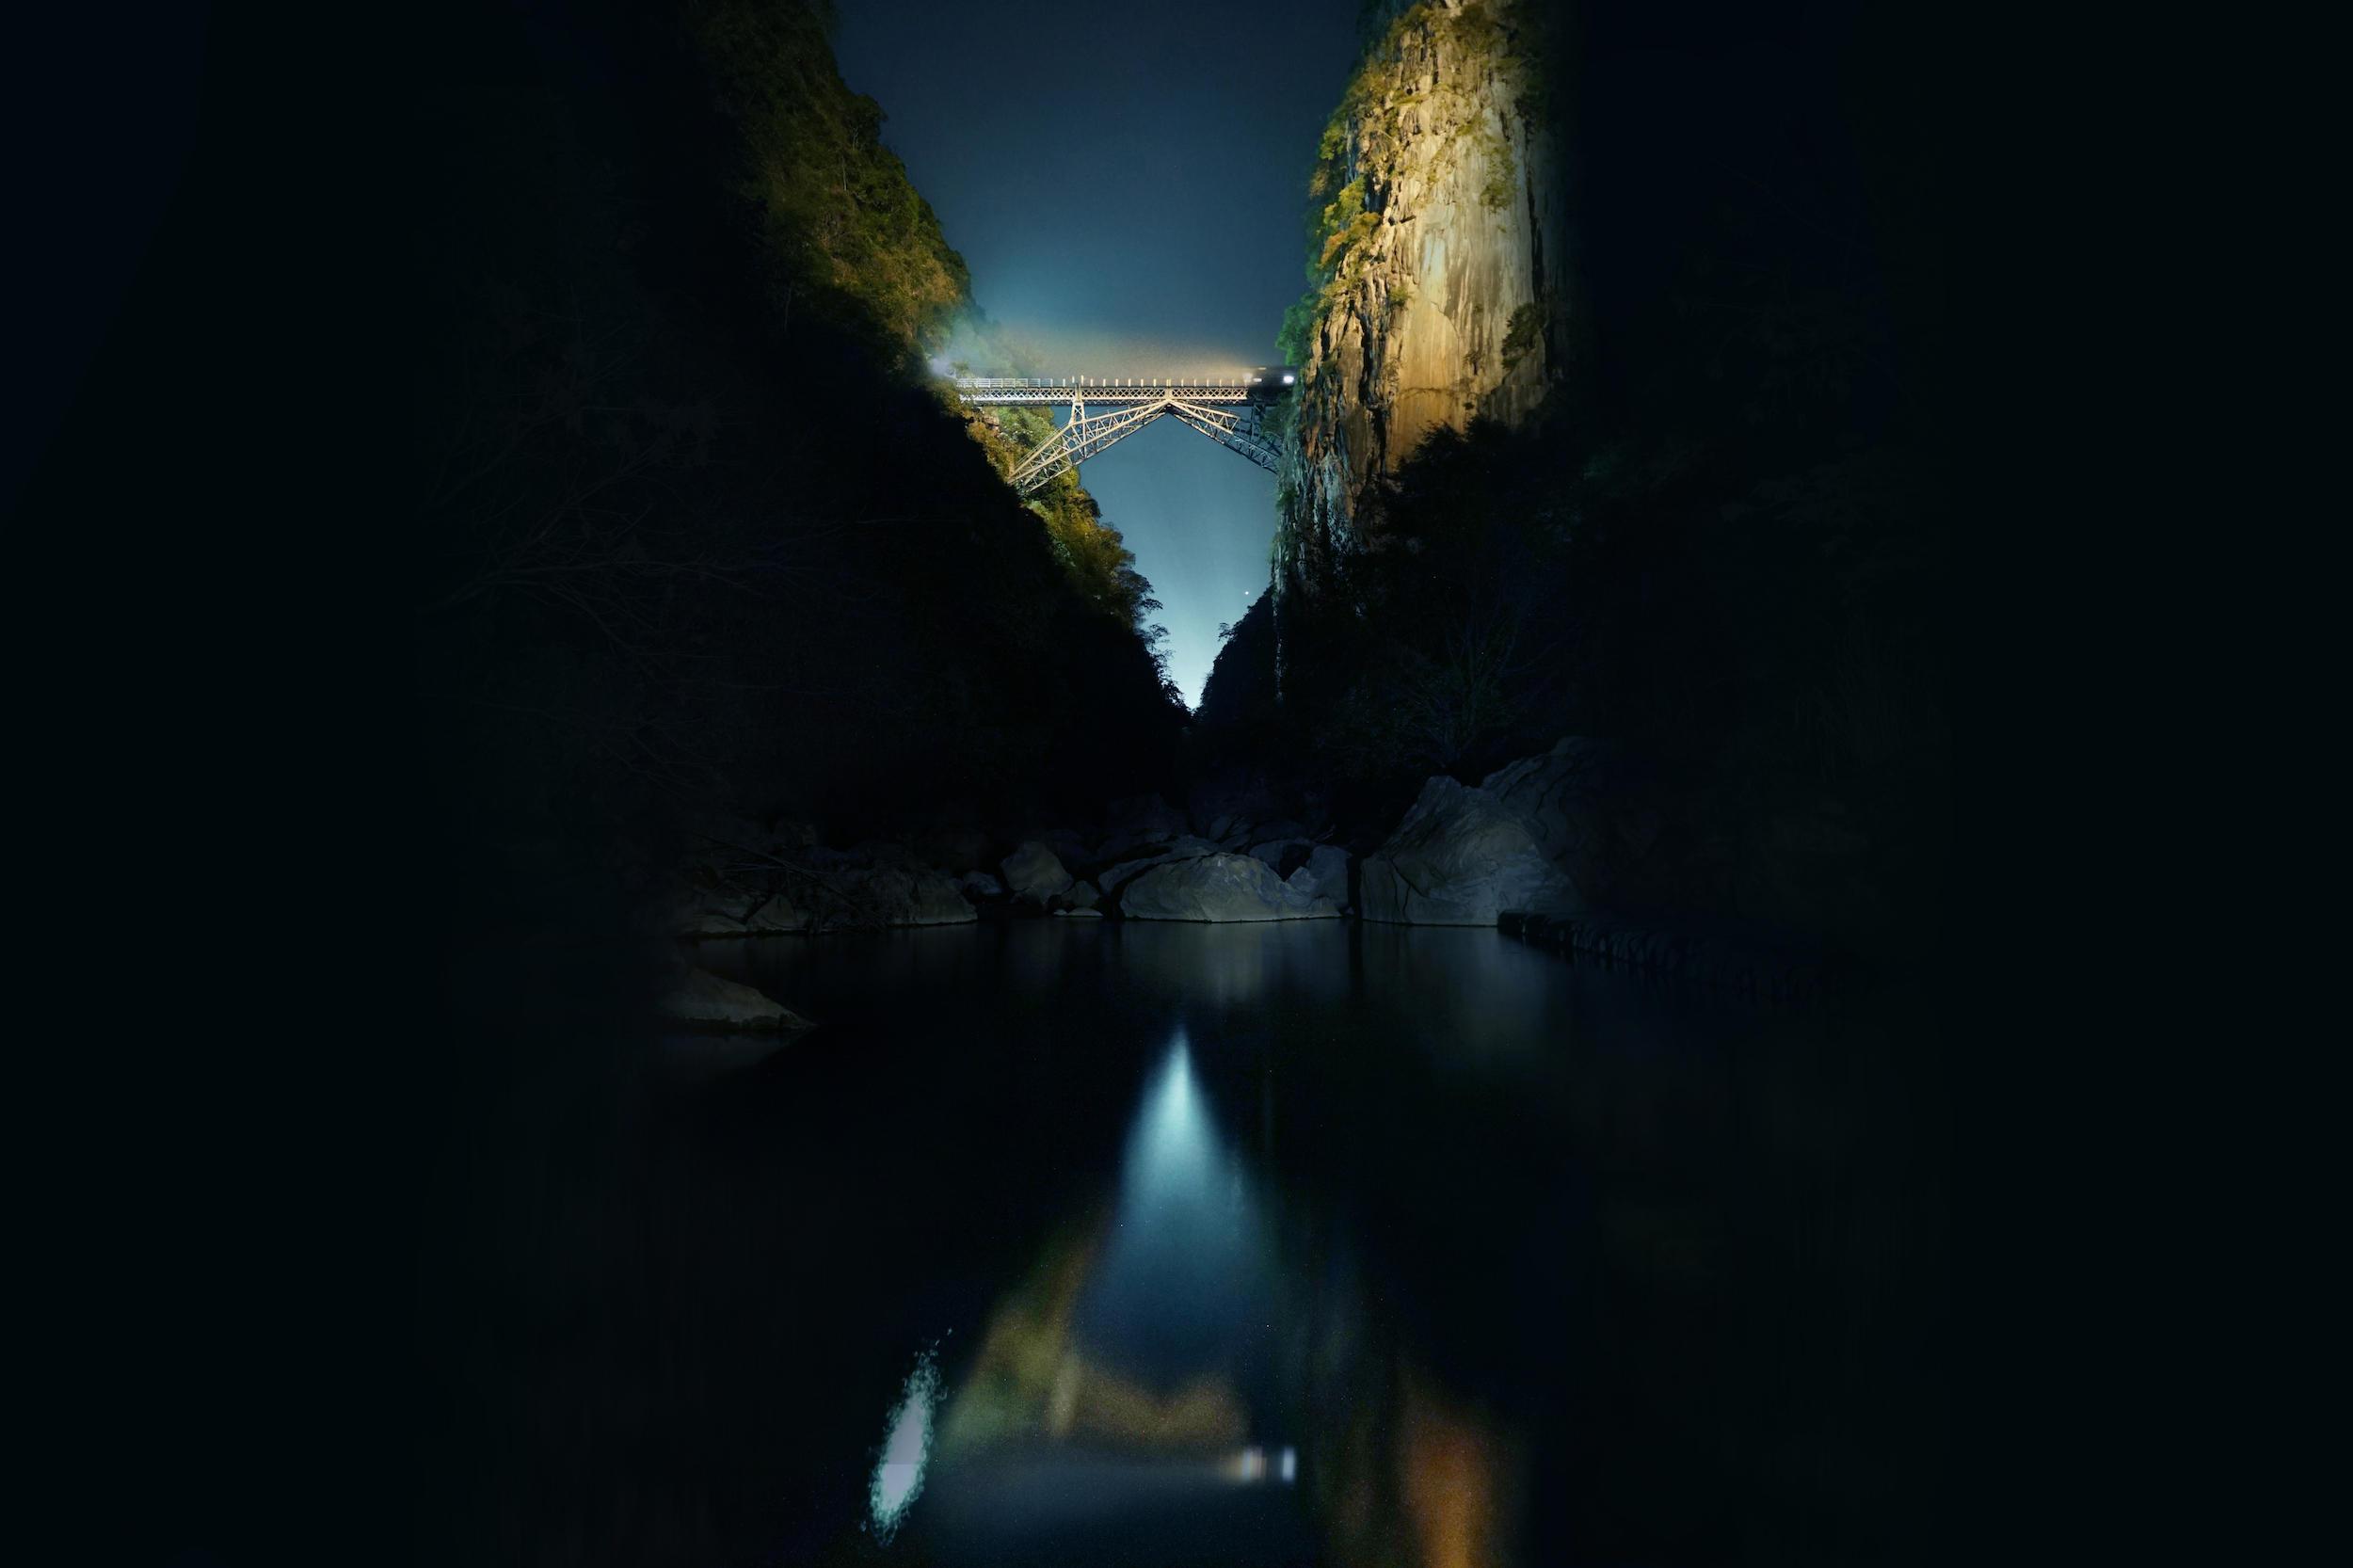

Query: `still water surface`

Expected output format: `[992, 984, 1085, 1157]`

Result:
[655, 920, 1937, 1565]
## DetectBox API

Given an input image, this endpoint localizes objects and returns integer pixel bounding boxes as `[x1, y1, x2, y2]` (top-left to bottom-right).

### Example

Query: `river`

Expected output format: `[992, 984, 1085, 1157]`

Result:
[537, 920, 1940, 1564]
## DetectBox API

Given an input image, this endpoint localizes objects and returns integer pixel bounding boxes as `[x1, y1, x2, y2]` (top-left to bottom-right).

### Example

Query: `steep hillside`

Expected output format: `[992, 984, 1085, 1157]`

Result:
[1213, 0, 1949, 968]
[1277, 0, 1568, 589]
[415, 0, 1183, 848]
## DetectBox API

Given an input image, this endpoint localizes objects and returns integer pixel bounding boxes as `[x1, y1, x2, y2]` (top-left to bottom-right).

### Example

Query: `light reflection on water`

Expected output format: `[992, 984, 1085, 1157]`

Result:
[1077, 1034, 1273, 1385]
[668, 920, 1926, 1566]
[917, 1028, 1295, 1558]
[868, 1344, 938, 1543]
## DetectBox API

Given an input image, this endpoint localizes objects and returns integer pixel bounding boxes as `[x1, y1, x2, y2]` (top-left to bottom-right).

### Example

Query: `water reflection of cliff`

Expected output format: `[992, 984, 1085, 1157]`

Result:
[939, 1219, 1250, 1459]
[912, 1036, 1306, 1561]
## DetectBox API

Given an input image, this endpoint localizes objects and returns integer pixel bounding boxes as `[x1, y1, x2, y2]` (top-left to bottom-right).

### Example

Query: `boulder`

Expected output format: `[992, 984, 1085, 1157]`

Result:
[660, 968, 816, 1032]
[744, 893, 804, 933]
[1053, 906, 1106, 919]
[1120, 853, 1342, 922]
[1098, 836, 1227, 898]
[1477, 738, 1623, 901]
[860, 866, 978, 926]
[1058, 879, 1103, 912]
[700, 884, 760, 920]
[1285, 844, 1353, 904]
[958, 871, 1006, 901]
[1249, 838, 1317, 876]
[674, 879, 797, 937]
[1359, 776, 1586, 925]
[1000, 840, 1075, 903]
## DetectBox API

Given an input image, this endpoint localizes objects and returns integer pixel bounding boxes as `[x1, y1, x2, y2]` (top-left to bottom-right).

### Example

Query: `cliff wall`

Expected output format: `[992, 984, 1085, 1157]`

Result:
[1279, 0, 1567, 594]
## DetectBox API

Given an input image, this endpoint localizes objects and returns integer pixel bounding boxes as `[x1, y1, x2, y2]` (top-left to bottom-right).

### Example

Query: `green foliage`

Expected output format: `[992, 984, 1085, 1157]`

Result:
[688, 0, 970, 364]
[1478, 127, 1519, 213]
[963, 404, 1163, 639]
[1500, 300, 1547, 369]
[1277, 1, 1547, 377]
[1320, 626, 1525, 777]
[414, 5, 1189, 856]
[1277, 290, 1322, 364]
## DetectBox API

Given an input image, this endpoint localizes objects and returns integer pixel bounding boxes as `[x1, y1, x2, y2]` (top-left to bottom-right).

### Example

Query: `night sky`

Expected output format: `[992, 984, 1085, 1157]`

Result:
[833, 0, 1363, 708]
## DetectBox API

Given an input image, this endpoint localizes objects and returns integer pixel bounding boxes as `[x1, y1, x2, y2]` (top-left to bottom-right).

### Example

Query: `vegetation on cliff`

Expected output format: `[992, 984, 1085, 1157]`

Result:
[416, 0, 1181, 853]
[687, 0, 967, 365]
[1277, 2, 1545, 368]
[1209, 0, 1948, 965]
[962, 402, 1171, 661]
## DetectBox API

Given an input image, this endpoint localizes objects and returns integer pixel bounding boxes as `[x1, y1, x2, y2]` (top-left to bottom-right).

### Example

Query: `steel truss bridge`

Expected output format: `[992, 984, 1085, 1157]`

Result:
[953, 371, 1295, 497]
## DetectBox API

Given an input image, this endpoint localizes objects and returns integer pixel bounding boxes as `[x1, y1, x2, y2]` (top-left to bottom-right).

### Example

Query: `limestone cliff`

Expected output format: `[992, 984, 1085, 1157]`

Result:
[1277, 1, 1567, 597]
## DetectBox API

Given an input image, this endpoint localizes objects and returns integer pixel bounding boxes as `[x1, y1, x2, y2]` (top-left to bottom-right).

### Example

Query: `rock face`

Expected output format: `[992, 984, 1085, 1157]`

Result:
[743, 894, 804, 933]
[673, 839, 974, 934]
[1120, 853, 1341, 922]
[1480, 736, 1622, 901]
[1359, 774, 1584, 925]
[1280, 0, 1567, 588]
[852, 865, 977, 926]
[1000, 840, 1076, 903]
[660, 969, 816, 1032]
[1097, 836, 1227, 899]
[1289, 844, 1353, 904]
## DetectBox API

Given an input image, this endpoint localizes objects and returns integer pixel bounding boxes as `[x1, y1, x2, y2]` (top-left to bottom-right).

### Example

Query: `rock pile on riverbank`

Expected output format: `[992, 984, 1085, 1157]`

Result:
[658, 968, 817, 1032]
[658, 738, 1861, 998]
[663, 793, 1353, 933]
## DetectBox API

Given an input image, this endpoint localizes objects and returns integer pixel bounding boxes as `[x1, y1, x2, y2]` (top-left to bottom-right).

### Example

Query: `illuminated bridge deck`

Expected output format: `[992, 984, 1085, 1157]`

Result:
[952, 372, 1296, 495]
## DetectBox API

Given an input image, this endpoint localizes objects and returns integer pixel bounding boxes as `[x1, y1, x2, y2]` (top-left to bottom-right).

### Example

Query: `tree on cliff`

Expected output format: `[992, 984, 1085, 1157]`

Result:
[414, 0, 1186, 846]
[1218, 0, 1948, 960]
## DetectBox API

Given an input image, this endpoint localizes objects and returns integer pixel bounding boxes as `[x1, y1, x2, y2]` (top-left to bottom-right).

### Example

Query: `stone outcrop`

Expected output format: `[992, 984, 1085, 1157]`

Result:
[1119, 853, 1341, 922]
[659, 968, 816, 1032]
[672, 838, 975, 935]
[1359, 773, 1583, 925]
[1097, 836, 1229, 899]
[1289, 844, 1353, 904]
[847, 865, 977, 926]
[1280, 0, 1567, 587]
[1480, 736, 1623, 902]
[1000, 840, 1076, 904]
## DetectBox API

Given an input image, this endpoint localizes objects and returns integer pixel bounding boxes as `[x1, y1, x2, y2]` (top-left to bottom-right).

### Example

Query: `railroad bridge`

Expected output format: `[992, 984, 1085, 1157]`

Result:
[953, 368, 1296, 497]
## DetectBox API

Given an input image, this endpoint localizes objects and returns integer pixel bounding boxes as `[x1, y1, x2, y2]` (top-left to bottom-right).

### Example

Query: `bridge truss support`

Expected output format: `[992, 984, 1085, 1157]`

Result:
[953, 377, 1288, 497]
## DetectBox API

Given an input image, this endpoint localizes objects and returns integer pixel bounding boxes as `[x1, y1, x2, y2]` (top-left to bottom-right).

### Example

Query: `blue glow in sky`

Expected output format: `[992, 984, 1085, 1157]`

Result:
[833, 1, 1361, 706]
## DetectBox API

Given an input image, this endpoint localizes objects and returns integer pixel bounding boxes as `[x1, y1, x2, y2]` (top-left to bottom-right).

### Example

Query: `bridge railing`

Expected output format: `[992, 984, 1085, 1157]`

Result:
[952, 376, 1267, 389]
[952, 375, 1292, 493]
